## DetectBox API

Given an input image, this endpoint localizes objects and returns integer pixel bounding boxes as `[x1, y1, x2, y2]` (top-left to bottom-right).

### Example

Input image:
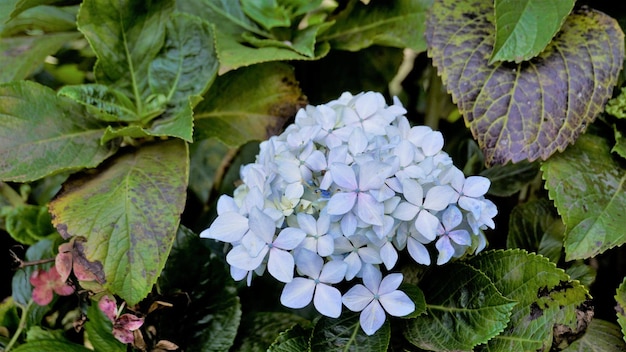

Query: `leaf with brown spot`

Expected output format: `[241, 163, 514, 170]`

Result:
[49, 140, 189, 305]
[426, 0, 624, 165]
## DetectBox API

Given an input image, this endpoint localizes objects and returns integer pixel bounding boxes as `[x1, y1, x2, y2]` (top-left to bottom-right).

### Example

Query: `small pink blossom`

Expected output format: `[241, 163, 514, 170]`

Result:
[98, 295, 144, 344]
[30, 266, 75, 306]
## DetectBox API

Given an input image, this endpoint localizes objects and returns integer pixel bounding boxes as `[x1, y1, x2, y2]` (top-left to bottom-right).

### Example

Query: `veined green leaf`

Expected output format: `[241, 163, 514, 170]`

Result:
[241, 0, 291, 30]
[194, 62, 306, 147]
[238, 312, 310, 352]
[58, 84, 139, 122]
[468, 249, 591, 351]
[507, 199, 563, 263]
[1, 5, 77, 37]
[49, 140, 189, 305]
[479, 160, 540, 197]
[11, 340, 92, 352]
[77, 0, 174, 110]
[176, 0, 263, 37]
[426, 0, 624, 165]
[189, 137, 233, 203]
[0, 32, 81, 83]
[404, 263, 515, 351]
[542, 134, 626, 260]
[615, 277, 626, 342]
[562, 319, 626, 351]
[85, 302, 126, 352]
[321, 0, 432, 52]
[311, 313, 390, 352]
[2, 204, 55, 245]
[0, 81, 117, 182]
[268, 324, 313, 352]
[490, 0, 575, 63]
[9, 0, 67, 19]
[0, 0, 19, 26]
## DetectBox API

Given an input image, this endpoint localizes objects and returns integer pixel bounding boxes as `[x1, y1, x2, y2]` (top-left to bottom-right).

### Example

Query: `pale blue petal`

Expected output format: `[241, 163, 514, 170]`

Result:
[401, 179, 423, 206]
[423, 185, 456, 211]
[333, 237, 354, 254]
[317, 212, 331, 233]
[277, 160, 302, 184]
[340, 212, 357, 237]
[284, 183, 304, 200]
[268, 248, 295, 283]
[392, 202, 419, 221]
[300, 237, 318, 256]
[344, 252, 363, 280]
[441, 206, 463, 231]
[274, 228, 306, 250]
[317, 235, 335, 257]
[435, 237, 455, 265]
[342, 284, 373, 312]
[241, 232, 267, 258]
[319, 260, 348, 284]
[249, 207, 276, 243]
[314, 284, 343, 318]
[280, 278, 315, 308]
[359, 301, 386, 336]
[407, 238, 431, 265]
[357, 192, 384, 226]
[326, 192, 357, 215]
[378, 273, 403, 295]
[463, 176, 490, 197]
[359, 161, 392, 190]
[415, 210, 440, 241]
[305, 150, 327, 172]
[449, 229, 471, 246]
[227, 245, 267, 271]
[358, 247, 383, 264]
[294, 248, 323, 278]
[349, 128, 368, 155]
[330, 163, 357, 189]
[459, 196, 483, 219]
[201, 212, 248, 242]
[422, 131, 444, 156]
[379, 290, 415, 317]
[355, 91, 378, 119]
[380, 242, 398, 270]
[362, 265, 382, 293]
[216, 195, 238, 214]
[297, 213, 317, 235]
[395, 140, 415, 166]
[230, 266, 248, 282]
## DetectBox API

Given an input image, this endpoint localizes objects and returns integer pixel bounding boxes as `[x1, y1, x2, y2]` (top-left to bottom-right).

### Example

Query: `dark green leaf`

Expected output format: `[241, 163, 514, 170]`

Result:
[242, 21, 333, 58]
[480, 161, 540, 197]
[1, 5, 77, 37]
[506, 199, 563, 262]
[58, 84, 139, 122]
[9, 0, 66, 19]
[0, 32, 81, 83]
[542, 134, 626, 260]
[426, 0, 625, 165]
[565, 261, 596, 288]
[0, 81, 117, 182]
[49, 140, 189, 305]
[562, 319, 626, 351]
[468, 249, 591, 351]
[490, 0, 575, 63]
[2, 204, 55, 245]
[25, 326, 65, 342]
[238, 312, 310, 352]
[85, 298, 125, 352]
[311, 312, 390, 352]
[268, 324, 313, 352]
[176, 0, 262, 37]
[241, 0, 291, 30]
[321, 0, 432, 52]
[0, 0, 19, 26]
[194, 62, 306, 146]
[399, 283, 427, 319]
[77, 0, 174, 108]
[11, 340, 92, 352]
[189, 137, 233, 204]
[404, 263, 515, 351]
[615, 276, 626, 342]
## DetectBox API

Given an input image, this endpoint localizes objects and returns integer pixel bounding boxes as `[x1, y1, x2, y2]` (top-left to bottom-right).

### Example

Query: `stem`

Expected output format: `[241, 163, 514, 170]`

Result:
[343, 321, 361, 352]
[0, 182, 24, 207]
[16, 257, 55, 269]
[4, 299, 34, 352]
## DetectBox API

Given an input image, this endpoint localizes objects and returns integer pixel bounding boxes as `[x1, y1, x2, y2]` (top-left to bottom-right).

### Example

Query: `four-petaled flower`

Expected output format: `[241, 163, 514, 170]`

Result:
[30, 266, 75, 306]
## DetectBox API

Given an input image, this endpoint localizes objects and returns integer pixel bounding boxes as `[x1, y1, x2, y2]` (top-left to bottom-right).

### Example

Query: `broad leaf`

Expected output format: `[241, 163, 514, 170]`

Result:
[77, 0, 174, 107]
[0, 32, 81, 83]
[241, 0, 290, 30]
[321, 0, 432, 52]
[542, 134, 626, 260]
[238, 312, 310, 352]
[562, 319, 626, 351]
[84, 298, 125, 352]
[1, 5, 77, 37]
[11, 340, 92, 352]
[0, 0, 19, 26]
[189, 138, 233, 203]
[0, 81, 118, 182]
[2, 204, 55, 245]
[311, 313, 390, 352]
[479, 160, 540, 197]
[506, 199, 563, 262]
[58, 84, 139, 122]
[9, 0, 66, 19]
[194, 62, 306, 147]
[12, 237, 56, 306]
[268, 324, 313, 352]
[426, 0, 624, 165]
[468, 249, 591, 351]
[490, 0, 575, 63]
[49, 140, 189, 305]
[616, 276, 626, 342]
[404, 263, 515, 351]
[176, 0, 261, 37]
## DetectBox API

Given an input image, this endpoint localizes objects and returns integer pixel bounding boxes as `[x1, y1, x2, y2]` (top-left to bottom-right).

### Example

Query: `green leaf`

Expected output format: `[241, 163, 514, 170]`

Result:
[194, 62, 306, 147]
[321, 0, 432, 52]
[268, 324, 313, 352]
[0, 81, 118, 182]
[490, 0, 575, 63]
[11, 340, 92, 352]
[506, 199, 563, 262]
[426, 0, 625, 165]
[562, 319, 626, 351]
[612, 125, 626, 159]
[77, 0, 174, 109]
[0, 0, 19, 26]
[606, 87, 626, 119]
[241, 0, 291, 30]
[311, 312, 390, 352]
[12, 237, 56, 306]
[479, 160, 540, 197]
[404, 263, 515, 351]
[84, 296, 126, 352]
[242, 21, 333, 58]
[1, 5, 77, 37]
[2, 204, 55, 245]
[9, 0, 67, 19]
[49, 140, 189, 305]
[0, 32, 81, 83]
[238, 312, 310, 352]
[542, 134, 626, 260]
[189, 138, 233, 203]
[158, 226, 241, 351]
[468, 249, 591, 351]
[616, 276, 626, 343]
[58, 84, 139, 122]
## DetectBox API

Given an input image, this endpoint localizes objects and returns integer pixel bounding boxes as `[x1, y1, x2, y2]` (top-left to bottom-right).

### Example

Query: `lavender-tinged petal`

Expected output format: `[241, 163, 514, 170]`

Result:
[340, 212, 357, 237]
[400, 179, 423, 206]
[414, 210, 440, 241]
[407, 238, 431, 265]
[423, 185, 456, 211]
[463, 176, 490, 197]
[342, 284, 373, 312]
[330, 163, 357, 189]
[294, 248, 323, 278]
[448, 229, 471, 246]
[343, 252, 363, 280]
[392, 202, 419, 221]
[435, 236, 455, 265]
[326, 192, 357, 215]
[305, 150, 327, 172]
[357, 192, 384, 226]
[274, 227, 306, 250]
[317, 235, 335, 257]
[319, 260, 348, 284]
[200, 212, 248, 242]
[241, 232, 267, 258]
[268, 249, 295, 283]
[249, 207, 277, 243]
[378, 273, 403, 295]
[358, 247, 383, 264]
[380, 242, 398, 270]
[379, 290, 415, 317]
[361, 265, 382, 293]
[314, 284, 343, 318]
[226, 245, 267, 271]
[359, 301, 386, 336]
[297, 213, 317, 235]
[280, 278, 315, 308]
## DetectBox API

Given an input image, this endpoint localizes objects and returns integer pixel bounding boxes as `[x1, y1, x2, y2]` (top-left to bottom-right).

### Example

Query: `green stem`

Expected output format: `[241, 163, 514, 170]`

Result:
[343, 321, 361, 352]
[0, 182, 24, 207]
[4, 299, 34, 352]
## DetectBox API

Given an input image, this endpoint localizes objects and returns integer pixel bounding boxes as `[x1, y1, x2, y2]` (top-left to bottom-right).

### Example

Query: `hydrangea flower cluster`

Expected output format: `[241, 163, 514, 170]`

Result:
[201, 91, 497, 335]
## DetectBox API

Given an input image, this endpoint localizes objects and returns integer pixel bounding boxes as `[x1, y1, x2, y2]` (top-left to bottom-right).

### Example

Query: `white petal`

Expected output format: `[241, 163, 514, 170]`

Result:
[241, 232, 267, 258]
[294, 249, 323, 278]
[249, 207, 276, 243]
[326, 192, 357, 215]
[280, 278, 315, 308]
[297, 213, 317, 235]
[274, 228, 306, 250]
[317, 235, 335, 257]
[226, 245, 267, 271]
[284, 183, 304, 200]
[421, 131, 444, 156]
[362, 265, 382, 293]
[201, 212, 249, 242]
[379, 290, 415, 317]
[330, 163, 357, 189]
[358, 162, 392, 191]
[407, 238, 431, 265]
[355, 92, 378, 119]
[463, 176, 490, 197]
[415, 210, 440, 241]
[435, 237, 455, 265]
[314, 284, 343, 318]
[216, 195, 238, 214]
[395, 140, 415, 166]
[380, 243, 398, 270]
[305, 150, 327, 172]
[423, 185, 456, 211]
[359, 301, 386, 336]
[342, 284, 373, 312]
[392, 202, 419, 221]
[400, 179, 423, 206]
[268, 249, 295, 283]
[340, 212, 357, 237]
[357, 192, 384, 226]
[459, 196, 484, 219]
[319, 260, 348, 284]
[349, 128, 368, 155]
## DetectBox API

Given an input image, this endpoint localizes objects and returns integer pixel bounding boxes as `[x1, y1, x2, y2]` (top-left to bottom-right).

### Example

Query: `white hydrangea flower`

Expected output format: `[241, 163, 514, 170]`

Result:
[200, 91, 498, 335]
